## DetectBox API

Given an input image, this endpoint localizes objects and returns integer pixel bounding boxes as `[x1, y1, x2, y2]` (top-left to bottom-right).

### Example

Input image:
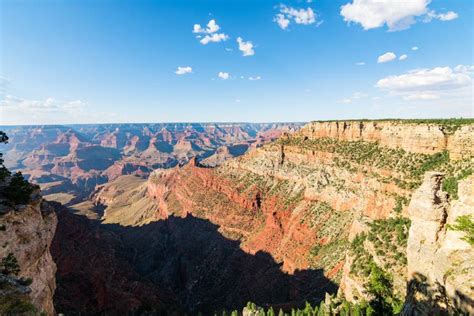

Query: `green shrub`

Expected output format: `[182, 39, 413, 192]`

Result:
[1, 253, 20, 276]
[4, 172, 39, 205]
[0, 295, 37, 315]
[448, 215, 474, 245]
[442, 169, 473, 200]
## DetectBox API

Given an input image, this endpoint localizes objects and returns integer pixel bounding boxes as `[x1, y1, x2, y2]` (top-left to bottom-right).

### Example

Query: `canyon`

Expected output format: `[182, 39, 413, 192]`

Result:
[1, 123, 299, 202]
[0, 119, 473, 315]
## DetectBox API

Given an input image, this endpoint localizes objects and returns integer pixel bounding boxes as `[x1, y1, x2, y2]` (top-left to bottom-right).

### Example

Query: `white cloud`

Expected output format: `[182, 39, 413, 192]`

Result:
[376, 65, 472, 101]
[274, 14, 290, 30]
[340, 0, 458, 31]
[399, 54, 408, 61]
[0, 95, 86, 112]
[249, 76, 261, 81]
[193, 19, 220, 34]
[426, 10, 458, 22]
[355, 61, 365, 66]
[0, 95, 109, 125]
[200, 33, 229, 45]
[274, 5, 317, 30]
[411, 46, 419, 51]
[454, 65, 474, 73]
[193, 19, 229, 45]
[403, 93, 440, 100]
[175, 66, 193, 75]
[377, 52, 396, 63]
[218, 72, 230, 80]
[237, 37, 255, 56]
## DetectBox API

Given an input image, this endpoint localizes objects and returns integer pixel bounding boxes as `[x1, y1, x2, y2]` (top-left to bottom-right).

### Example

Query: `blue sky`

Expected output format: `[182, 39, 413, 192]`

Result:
[0, 0, 472, 124]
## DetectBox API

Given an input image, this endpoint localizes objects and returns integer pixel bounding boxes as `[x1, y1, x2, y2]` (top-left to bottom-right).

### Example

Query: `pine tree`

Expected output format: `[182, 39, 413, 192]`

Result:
[267, 307, 275, 316]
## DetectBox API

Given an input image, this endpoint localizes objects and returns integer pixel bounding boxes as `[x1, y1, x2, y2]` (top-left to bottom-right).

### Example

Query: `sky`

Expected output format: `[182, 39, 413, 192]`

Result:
[0, 0, 473, 125]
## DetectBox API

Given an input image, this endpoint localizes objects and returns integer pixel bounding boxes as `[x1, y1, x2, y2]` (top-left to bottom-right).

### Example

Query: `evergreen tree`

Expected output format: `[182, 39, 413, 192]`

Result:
[267, 306, 275, 316]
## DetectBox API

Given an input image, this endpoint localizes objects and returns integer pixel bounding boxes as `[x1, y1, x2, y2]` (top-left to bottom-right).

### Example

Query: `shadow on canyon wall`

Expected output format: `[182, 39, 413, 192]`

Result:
[402, 273, 473, 316]
[50, 203, 337, 315]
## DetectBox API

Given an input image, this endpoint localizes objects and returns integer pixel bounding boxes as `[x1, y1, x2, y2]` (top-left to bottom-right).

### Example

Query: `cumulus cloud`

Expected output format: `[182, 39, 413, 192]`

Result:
[218, 72, 230, 80]
[200, 33, 229, 45]
[237, 37, 255, 56]
[175, 66, 193, 75]
[454, 65, 474, 73]
[249, 76, 261, 81]
[340, 0, 458, 31]
[193, 19, 220, 34]
[274, 14, 290, 30]
[375, 65, 472, 100]
[377, 52, 396, 63]
[399, 54, 408, 61]
[274, 5, 317, 30]
[193, 19, 229, 45]
[412, 46, 419, 51]
[355, 61, 365, 66]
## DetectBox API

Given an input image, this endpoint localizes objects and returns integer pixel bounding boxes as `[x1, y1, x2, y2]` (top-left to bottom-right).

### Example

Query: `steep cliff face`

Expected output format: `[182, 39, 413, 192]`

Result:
[403, 173, 473, 315]
[300, 120, 473, 160]
[0, 193, 57, 315]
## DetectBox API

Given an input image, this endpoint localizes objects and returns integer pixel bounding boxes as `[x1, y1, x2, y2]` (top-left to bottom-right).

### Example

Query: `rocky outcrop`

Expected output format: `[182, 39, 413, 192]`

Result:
[0, 195, 57, 315]
[403, 173, 473, 315]
[300, 120, 473, 159]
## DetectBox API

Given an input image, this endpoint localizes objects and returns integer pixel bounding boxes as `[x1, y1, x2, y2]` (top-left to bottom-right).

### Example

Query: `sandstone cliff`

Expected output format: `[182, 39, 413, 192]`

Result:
[300, 120, 473, 160]
[0, 192, 57, 315]
[403, 172, 473, 315]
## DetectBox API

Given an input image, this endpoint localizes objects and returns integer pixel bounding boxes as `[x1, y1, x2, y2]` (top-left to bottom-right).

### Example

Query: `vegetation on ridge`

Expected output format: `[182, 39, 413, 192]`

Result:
[0, 253, 37, 315]
[0, 131, 39, 206]
[448, 215, 474, 246]
[349, 216, 411, 309]
[310, 118, 474, 134]
[442, 168, 473, 200]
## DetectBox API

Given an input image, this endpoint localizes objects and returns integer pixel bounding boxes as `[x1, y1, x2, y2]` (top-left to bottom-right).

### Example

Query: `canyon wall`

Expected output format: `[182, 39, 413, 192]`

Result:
[0, 191, 57, 315]
[403, 173, 473, 315]
[300, 120, 474, 160]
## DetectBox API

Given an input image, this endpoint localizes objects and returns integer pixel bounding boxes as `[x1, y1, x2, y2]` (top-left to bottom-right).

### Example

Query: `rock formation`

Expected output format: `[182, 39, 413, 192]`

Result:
[403, 173, 473, 315]
[0, 191, 57, 315]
